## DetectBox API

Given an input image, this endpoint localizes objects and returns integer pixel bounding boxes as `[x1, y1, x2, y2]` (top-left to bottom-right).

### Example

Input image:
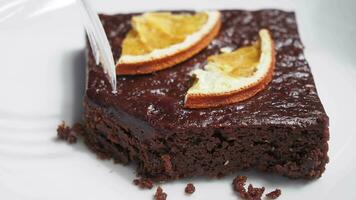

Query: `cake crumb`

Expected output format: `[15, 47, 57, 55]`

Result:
[57, 122, 84, 144]
[133, 178, 154, 189]
[185, 183, 195, 194]
[57, 122, 71, 141]
[233, 175, 247, 194]
[57, 122, 85, 144]
[266, 189, 281, 199]
[246, 184, 265, 200]
[232, 175, 265, 200]
[154, 186, 167, 200]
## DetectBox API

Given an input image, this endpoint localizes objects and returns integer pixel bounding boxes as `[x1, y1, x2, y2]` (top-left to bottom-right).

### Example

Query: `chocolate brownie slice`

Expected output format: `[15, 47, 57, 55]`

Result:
[83, 10, 329, 181]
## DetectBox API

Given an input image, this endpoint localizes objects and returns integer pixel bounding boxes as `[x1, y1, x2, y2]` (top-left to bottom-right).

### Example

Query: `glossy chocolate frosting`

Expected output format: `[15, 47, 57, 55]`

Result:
[86, 10, 328, 139]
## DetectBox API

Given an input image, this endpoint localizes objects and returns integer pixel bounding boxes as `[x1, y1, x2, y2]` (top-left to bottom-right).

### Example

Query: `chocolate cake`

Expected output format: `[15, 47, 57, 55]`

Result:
[83, 10, 329, 181]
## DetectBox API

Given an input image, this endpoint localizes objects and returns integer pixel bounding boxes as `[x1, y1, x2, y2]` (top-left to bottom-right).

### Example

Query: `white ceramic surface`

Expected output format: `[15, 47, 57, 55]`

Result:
[0, 0, 356, 199]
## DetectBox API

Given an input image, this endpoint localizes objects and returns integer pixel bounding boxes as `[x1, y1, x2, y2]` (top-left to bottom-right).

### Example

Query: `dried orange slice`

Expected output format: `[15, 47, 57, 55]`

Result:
[117, 11, 221, 75]
[185, 29, 275, 108]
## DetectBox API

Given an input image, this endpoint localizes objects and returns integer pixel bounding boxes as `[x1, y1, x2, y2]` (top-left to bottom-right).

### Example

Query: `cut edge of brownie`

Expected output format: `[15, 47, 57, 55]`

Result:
[83, 97, 329, 181]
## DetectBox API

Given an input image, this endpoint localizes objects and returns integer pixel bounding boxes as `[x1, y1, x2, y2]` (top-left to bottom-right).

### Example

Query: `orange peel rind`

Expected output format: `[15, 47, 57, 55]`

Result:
[184, 29, 276, 109]
[116, 11, 222, 75]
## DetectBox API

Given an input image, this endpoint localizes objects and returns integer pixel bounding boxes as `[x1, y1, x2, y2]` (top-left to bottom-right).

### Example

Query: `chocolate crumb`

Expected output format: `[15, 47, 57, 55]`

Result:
[233, 175, 247, 195]
[266, 189, 281, 199]
[247, 184, 265, 200]
[185, 183, 195, 194]
[57, 122, 85, 144]
[154, 186, 167, 200]
[57, 121, 76, 143]
[133, 178, 154, 189]
[232, 175, 265, 200]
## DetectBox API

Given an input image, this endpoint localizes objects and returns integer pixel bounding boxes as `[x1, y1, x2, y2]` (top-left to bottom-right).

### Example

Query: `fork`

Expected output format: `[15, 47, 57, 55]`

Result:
[77, 0, 117, 93]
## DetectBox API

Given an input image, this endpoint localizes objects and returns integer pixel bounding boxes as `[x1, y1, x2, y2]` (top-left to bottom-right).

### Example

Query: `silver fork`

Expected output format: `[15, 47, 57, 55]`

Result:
[77, 0, 117, 93]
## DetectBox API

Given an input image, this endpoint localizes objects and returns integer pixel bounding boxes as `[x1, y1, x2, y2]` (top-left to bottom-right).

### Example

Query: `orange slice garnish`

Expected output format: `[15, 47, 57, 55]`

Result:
[184, 29, 276, 108]
[116, 11, 221, 75]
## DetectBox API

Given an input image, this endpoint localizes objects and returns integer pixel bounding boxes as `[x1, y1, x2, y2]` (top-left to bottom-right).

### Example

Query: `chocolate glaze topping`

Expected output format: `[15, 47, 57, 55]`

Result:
[86, 10, 328, 140]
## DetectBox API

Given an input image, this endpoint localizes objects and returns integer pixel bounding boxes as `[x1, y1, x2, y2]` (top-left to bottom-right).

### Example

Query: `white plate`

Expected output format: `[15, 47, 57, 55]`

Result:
[1, 0, 356, 199]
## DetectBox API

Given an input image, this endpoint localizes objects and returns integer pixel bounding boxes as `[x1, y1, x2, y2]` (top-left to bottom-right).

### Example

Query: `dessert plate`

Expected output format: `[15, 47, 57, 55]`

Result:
[0, 0, 356, 199]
